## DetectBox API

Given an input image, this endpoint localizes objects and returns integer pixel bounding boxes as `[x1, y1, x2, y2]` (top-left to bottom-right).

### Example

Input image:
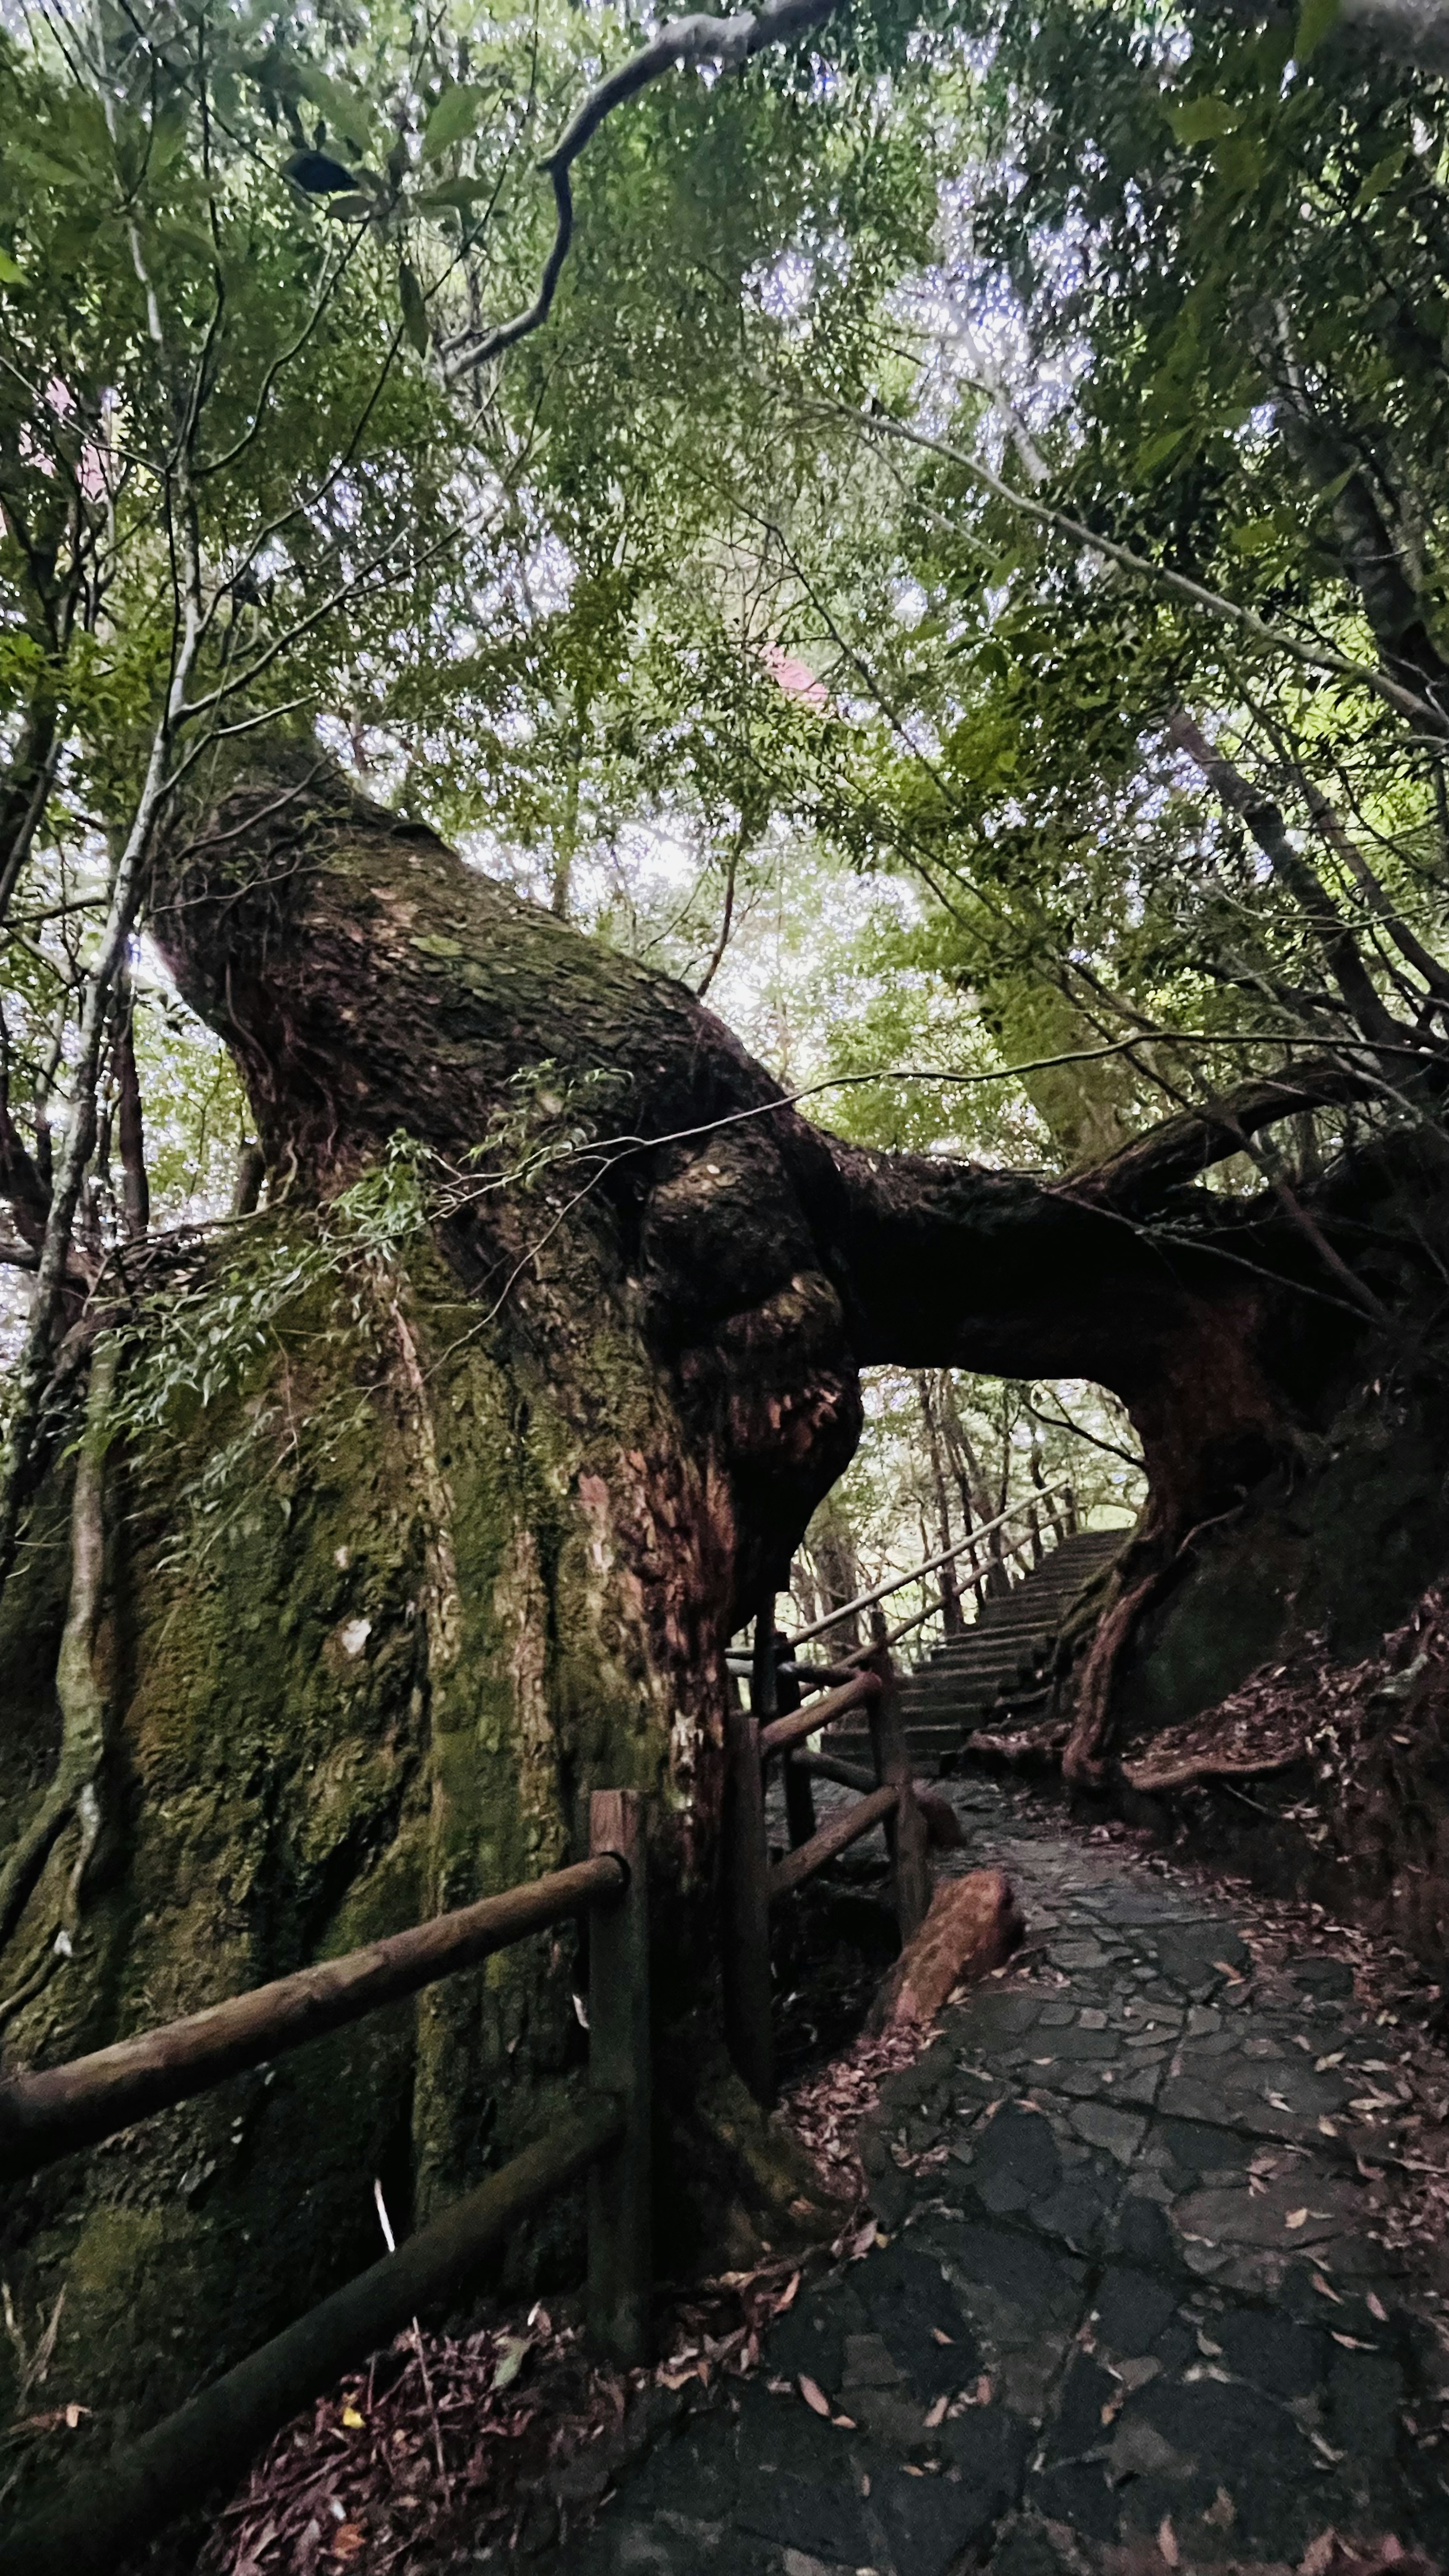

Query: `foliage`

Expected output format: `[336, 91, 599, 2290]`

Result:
[5, 0, 1449, 1571]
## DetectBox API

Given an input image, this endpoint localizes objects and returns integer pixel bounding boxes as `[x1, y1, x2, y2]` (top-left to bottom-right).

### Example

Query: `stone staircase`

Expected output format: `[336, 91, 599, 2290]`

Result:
[824, 1527, 1123, 1776]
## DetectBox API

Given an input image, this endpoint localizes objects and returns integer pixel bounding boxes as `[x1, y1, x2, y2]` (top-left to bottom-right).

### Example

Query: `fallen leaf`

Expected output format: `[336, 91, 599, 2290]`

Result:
[1197, 2330, 1223, 2356]
[340, 2406, 365, 2430]
[1286, 2208, 1310, 2230]
[931, 2327, 954, 2345]
[1159, 2513, 1180, 2567]
[1367, 2292, 1389, 2322]
[492, 2334, 532, 2392]
[798, 2374, 831, 2417]
[1330, 2332, 1377, 2350]
[329, 2527, 367, 2562]
[1309, 2271, 1344, 2305]
[1316, 2052, 1345, 2072]
[777, 2271, 801, 2314]
[1300, 2529, 1338, 2576]
[1213, 1962, 1244, 1983]
[924, 2394, 950, 2429]
[832, 2412, 857, 2428]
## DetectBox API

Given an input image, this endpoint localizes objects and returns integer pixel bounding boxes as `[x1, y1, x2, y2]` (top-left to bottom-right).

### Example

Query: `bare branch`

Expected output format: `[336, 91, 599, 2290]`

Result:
[446, 0, 837, 379]
[824, 402, 1449, 739]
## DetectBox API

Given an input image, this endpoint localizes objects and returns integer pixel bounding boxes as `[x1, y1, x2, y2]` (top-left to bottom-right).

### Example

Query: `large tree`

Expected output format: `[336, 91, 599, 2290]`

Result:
[5, 0, 1449, 2478]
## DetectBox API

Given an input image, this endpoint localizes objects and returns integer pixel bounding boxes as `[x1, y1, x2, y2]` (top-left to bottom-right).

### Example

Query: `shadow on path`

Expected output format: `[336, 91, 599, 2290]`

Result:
[560, 1784, 1449, 2576]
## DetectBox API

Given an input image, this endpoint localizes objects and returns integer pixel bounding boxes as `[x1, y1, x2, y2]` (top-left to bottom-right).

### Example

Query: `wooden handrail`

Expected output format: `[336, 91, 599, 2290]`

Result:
[835, 1509, 1069, 1668]
[790, 1747, 875, 1796]
[8, 2100, 625, 2576]
[786, 1480, 1070, 1647]
[0, 1851, 626, 2180]
[768, 1783, 898, 1900]
[758, 1668, 878, 1755]
[1, 1795, 653, 2576]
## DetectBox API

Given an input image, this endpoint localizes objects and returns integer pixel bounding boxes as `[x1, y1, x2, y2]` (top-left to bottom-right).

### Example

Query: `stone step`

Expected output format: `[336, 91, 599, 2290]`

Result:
[920, 1646, 1045, 1672]
[924, 1647, 1046, 1669]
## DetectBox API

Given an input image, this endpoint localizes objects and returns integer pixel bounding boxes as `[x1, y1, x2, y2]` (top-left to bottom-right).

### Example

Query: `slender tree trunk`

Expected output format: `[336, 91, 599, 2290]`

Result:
[918, 1372, 963, 1633]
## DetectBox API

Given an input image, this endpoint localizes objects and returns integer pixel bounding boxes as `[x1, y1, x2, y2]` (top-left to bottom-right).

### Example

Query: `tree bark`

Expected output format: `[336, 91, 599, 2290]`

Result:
[0, 746, 1437, 2466]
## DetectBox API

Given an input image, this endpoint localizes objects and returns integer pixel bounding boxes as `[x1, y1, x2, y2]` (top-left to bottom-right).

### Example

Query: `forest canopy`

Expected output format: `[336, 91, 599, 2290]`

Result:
[5, 0, 1447, 1552]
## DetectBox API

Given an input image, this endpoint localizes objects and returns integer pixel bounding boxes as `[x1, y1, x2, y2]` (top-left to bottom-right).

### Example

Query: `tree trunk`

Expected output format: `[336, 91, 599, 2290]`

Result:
[918, 1373, 964, 1634]
[1, 746, 1444, 2468]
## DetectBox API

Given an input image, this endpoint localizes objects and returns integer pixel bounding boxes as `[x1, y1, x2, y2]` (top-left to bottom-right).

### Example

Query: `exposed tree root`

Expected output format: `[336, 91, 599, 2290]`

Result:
[961, 1722, 1068, 1774]
[0, 1341, 114, 2010]
[1120, 1746, 1306, 1793]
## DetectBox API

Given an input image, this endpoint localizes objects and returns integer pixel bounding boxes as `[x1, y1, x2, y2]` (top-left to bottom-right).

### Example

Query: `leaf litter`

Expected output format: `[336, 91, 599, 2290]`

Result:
[197, 2001, 943, 2570]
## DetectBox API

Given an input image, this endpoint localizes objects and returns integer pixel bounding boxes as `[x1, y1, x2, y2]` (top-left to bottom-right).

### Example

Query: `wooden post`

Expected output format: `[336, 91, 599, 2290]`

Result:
[767, 1620, 817, 1852]
[783, 1750, 818, 1848]
[587, 1789, 652, 2367]
[720, 1608, 775, 2105]
[867, 1609, 932, 1944]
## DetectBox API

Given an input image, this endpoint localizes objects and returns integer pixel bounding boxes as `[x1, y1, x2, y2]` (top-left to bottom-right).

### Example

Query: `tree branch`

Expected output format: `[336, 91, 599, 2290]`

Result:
[825, 402, 1449, 738]
[1066, 1056, 1386, 1215]
[445, 0, 838, 380]
[1166, 708, 1410, 1052]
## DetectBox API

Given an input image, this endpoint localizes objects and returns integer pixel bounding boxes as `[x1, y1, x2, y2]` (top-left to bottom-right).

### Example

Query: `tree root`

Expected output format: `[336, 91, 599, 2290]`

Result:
[0, 1342, 114, 1988]
[657, 2025, 852, 2273]
[1120, 1746, 1307, 1795]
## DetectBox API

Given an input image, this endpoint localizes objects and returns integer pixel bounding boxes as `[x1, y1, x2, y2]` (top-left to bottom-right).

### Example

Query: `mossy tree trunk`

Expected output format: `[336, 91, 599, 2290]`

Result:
[1, 751, 1444, 2461]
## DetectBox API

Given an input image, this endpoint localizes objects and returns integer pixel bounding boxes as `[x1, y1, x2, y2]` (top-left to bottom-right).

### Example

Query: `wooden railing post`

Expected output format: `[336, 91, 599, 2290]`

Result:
[867, 1609, 932, 1944]
[720, 1603, 775, 2105]
[767, 1621, 818, 1853]
[587, 1789, 652, 2367]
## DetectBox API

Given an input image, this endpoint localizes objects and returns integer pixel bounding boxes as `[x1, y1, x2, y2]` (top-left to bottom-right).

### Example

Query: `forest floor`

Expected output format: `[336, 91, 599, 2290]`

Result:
[550, 1775, 1449, 2576]
[204, 1776, 1449, 2576]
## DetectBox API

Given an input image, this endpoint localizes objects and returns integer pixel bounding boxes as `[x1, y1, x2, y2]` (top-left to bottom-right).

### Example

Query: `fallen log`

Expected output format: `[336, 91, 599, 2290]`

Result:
[867, 1869, 1024, 2032]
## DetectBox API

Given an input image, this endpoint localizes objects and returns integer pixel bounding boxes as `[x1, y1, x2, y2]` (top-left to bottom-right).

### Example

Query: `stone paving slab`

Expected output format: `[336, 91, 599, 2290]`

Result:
[558, 1783, 1449, 2576]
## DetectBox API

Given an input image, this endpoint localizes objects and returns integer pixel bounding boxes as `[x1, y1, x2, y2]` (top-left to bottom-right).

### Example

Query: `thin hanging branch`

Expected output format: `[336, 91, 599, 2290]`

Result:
[445, 0, 838, 379]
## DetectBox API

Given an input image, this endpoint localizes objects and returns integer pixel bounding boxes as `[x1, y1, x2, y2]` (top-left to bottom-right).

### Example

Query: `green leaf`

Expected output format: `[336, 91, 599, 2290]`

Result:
[1229, 519, 1278, 555]
[8, 141, 86, 187]
[1355, 146, 1406, 210]
[0, 248, 23, 286]
[1165, 96, 1240, 146]
[491, 2335, 531, 2391]
[1213, 131, 1267, 194]
[1134, 424, 1191, 476]
[294, 65, 375, 158]
[146, 106, 190, 177]
[417, 177, 490, 213]
[399, 260, 429, 355]
[421, 83, 488, 162]
[1294, 0, 1341, 61]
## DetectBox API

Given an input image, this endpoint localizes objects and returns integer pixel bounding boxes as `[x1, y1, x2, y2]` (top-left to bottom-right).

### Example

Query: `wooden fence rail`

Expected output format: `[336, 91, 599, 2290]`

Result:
[2, 1790, 651, 2576]
[722, 1601, 931, 2107]
[784, 1480, 1071, 1650]
[0, 1853, 627, 2181]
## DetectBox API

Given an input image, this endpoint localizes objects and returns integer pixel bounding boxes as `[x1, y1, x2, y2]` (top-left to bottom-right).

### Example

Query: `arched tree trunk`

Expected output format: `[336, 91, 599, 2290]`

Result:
[1, 749, 1443, 2462]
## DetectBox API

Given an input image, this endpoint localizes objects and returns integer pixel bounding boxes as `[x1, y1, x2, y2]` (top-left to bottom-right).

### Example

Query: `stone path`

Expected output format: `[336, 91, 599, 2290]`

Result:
[564, 1781, 1449, 2576]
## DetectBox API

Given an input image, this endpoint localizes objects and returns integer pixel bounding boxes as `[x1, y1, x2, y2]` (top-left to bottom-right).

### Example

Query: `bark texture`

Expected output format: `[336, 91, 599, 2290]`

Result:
[0, 749, 1440, 2485]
